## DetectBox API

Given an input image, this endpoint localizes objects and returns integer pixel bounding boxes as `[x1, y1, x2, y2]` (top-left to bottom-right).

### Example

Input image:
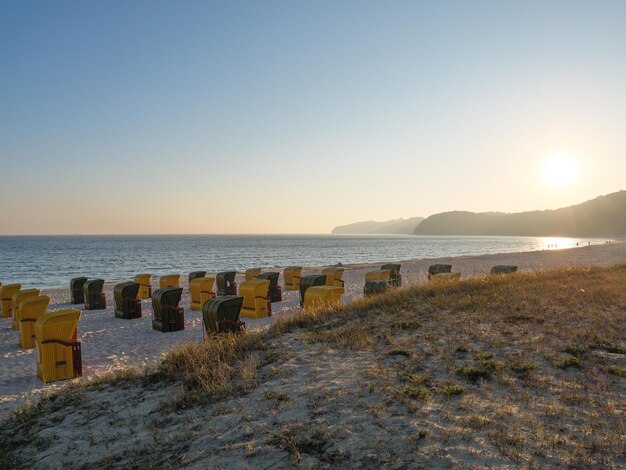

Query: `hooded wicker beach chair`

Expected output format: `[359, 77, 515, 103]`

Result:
[321, 267, 345, 288]
[381, 264, 402, 287]
[299, 274, 327, 307]
[151, 287, 184, 332]
[83, 279, 106, 310]
[283, 266, 302, 291]
[364, 280, 389, 296]
[35, 309, 82, 383]
[188, 271, 206, 290]
[216, 271, 238, 296]
[430, 272, 461, 281]
[240, 279, 271, 319]
[365, 269, 392, 283]
[190, 276, 216, 311]
[202, 296, 245, 334]
[257, 272, 282, 303]
[133, 274, 152, 300]
[114, 281, 142, 319]
[19, 295, 51, 349]
[428, 264, 452, 279]
[1, 283, 22, 319]
[70, 277, 88, 304]
[245, 268, 262, 281]
[491, 265, 518, 275]
[159, 274, 181, 289]
[12, 288, 41, 330]
[304, 286, 344, 310]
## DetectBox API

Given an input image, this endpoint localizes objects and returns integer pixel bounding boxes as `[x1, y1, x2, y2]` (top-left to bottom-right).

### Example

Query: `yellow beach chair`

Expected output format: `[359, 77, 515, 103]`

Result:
[240, 279, 271, 319]
[365, 269, 392, 283]
[35, 309, 82, 383]
[283, 266, 302, 291]
[245, 268, 262, 281]
[304, 286, 344, 310]
[321, 267, 345, 288]
[1, 283, 22, 319]
[134, 274, 152, 300]
[12, 288, 41, 330]
[190, 276, 216, 311]
[159, 274, 181, 289]
[19, 295, 51, 349]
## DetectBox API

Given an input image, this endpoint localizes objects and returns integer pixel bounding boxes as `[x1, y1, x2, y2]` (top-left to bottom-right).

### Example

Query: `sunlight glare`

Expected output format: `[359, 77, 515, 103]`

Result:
[541, 154, 579, 188]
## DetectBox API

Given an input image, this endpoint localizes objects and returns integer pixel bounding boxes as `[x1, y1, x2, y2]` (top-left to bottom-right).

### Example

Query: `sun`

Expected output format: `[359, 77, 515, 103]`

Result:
[541, 154, 579, 187]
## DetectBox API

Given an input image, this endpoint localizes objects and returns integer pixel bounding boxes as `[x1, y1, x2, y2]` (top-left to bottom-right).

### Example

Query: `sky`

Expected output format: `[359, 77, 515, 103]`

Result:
[1, 0, 625, 235]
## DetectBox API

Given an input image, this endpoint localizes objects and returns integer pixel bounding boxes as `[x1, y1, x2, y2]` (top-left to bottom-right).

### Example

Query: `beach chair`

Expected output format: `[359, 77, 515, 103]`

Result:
[35, 309, 82, 383]
[321, 267, 345, 288]
[202, 296, 245, 334]
[151, 287, 184, 332]
[428, 264, 452, 279]
[299, 274, 327, 306]
[188, 271, 206, 291]
[257, 272, 282, 302]
[12, 288, 41, 330]
[245, 268, 262, 281]
[365, 269, 392, 283]
[1, 283, 22, 319]
[159, 274, 181, 289]
[216, 271, 238, 296]
[304, 286, 344, 310]
[70, 277, 88, 304]
[381, 264, 402, 287]
[190, 276, 216, 311]
[364, 280, 389, 296]
[239, 279, 271, 319]
[430, 272, 461, 282]
[19, 295, 51, 349]
[491, 265, 518, 275]
[283, 266, 302, 291]
[134, 274, 152, 300]
[114, 281, 142, 319]
[83, 279, 106, 310]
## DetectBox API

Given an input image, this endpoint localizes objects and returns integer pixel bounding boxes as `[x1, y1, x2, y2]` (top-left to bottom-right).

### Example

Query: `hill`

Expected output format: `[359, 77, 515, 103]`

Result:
[332, 216, 424, 235]
[414, 190, 626, 237]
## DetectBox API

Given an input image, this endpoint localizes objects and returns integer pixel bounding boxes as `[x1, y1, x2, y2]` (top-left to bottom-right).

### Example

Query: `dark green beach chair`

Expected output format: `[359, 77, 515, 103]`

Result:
[216, 271, 238, 296]
[381, 263, 402, 287]
[491, 265, 518, 274]
[113, 281, 142, 319]
[152, 287, 184, 332]
[70, 277, 88, 304]
[83, 279, 106, 310]
[257, 272, 282, 303]
[364, 280, 389, 296]
[428, 264, 452, 279]
[202, 296, 245, 334]
[299, 274, 327, 307]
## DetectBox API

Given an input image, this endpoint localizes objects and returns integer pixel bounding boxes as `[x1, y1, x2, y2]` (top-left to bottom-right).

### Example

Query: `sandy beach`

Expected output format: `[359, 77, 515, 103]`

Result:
[1, 241, 625, 415]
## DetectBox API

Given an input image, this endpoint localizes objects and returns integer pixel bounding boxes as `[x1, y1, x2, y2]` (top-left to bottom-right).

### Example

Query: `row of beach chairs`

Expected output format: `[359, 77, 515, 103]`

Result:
[0, 262, 518, 384]
[0, 282, 81, 383]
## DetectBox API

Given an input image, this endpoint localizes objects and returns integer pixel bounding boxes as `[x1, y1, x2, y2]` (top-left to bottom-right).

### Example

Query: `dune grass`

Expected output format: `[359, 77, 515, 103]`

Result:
[1, 264, 625, 468]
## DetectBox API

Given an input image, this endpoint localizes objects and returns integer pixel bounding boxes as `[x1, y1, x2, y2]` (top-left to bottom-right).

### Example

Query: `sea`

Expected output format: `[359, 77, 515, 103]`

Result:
[0, 235, 607, 289]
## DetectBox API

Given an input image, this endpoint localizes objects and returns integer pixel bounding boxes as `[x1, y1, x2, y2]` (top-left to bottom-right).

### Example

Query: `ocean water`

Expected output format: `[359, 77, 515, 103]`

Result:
[0, 234, 605, 289]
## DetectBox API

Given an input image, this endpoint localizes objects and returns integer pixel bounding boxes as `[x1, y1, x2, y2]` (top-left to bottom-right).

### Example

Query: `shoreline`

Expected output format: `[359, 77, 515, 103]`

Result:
[1, 241, 625, 415]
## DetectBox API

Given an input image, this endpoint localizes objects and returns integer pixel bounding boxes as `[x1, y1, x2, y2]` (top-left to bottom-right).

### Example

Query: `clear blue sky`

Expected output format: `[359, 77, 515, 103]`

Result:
[1, 1, 625, 234]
